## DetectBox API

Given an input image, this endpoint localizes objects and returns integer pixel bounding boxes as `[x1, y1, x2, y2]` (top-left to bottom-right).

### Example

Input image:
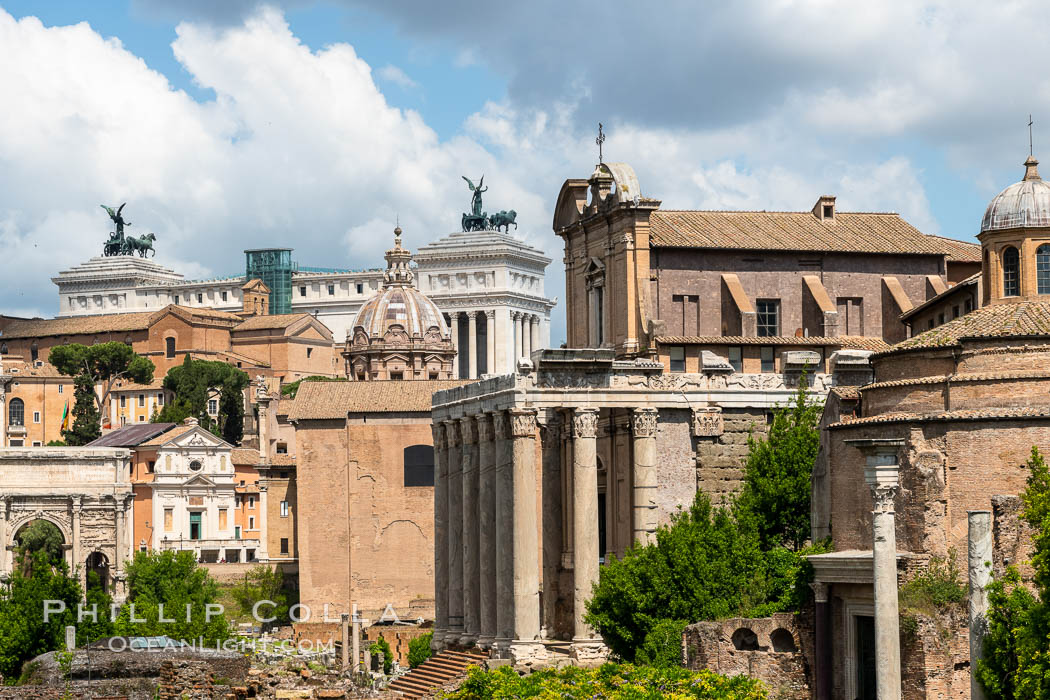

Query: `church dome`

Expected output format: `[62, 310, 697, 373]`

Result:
[981, 156, 1050, 232]
[344, 227, 455, 381]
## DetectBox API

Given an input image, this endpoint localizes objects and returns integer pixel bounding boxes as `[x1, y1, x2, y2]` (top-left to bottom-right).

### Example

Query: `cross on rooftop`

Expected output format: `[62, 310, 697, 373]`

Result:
[1030, 114, 1035, 157]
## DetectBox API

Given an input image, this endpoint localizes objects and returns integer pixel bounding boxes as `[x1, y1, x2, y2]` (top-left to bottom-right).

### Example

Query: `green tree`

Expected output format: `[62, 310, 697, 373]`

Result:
[15, 520, 65, 568]
[230, 565, 289, 625]
[154, 356, 248, 445]
[0, 550, 82, 679]
[408, 631, 433, 668]
[77, 571, 115, 645]
[369, 636, 393, 674]
[978, 447, 1050, 698]
[49, 342, 155, 443]
[734, 376, 823, 550]
[113, 550, 230, 644]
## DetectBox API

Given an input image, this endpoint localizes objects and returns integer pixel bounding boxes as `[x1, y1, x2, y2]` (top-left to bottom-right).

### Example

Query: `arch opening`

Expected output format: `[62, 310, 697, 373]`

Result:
[770, 628, 797, 652]
[731, 627, 761, 651]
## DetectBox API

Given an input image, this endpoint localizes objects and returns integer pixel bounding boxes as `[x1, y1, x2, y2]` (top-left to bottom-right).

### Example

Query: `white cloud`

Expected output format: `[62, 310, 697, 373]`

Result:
[0, 5, 963, 342]
[376, 64, 419, 90]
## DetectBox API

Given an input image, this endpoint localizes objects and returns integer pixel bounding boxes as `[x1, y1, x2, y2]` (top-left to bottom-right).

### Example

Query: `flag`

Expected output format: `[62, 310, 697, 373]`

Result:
[60, 401, 70, 432]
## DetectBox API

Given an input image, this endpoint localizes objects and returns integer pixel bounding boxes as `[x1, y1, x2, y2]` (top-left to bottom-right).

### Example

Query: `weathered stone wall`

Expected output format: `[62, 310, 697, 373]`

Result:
[683, 613, 811, 700]
[655, 408, 702, 517]
[695, 408, 768, 505]
[992, 494, 1036, 582]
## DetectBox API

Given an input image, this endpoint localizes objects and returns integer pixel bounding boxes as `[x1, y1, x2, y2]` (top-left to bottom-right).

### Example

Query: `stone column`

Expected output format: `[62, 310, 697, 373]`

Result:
[512, 313, 523, 362]
[530, 316, 540, 355]
[431, 423, 449, 648]
[811, 581, 831, 700]
[486, 311, 496, 376]
[467, 311, 478, 380]
[508, 408, 542, 661]
[341, 612, 350, 669]
[969, 510, 993, 700]
[520, 314, 531, 359]
[446, 421, 464, 639]
[0, 497, 8, 578]
[539, 413, 563, 639]
[257, 483, 269, 561]
[630, 408, 658, 546]
[352, 605, 361, 673]
[460, 416, 480, 644]
[852, 439, 903, 700]
[71, 496, 84, 591]
[571, 408, 603, 658]
[450, 313, 461, 378]
[493, 411, 514, 654]
[477, 413, 497, 649]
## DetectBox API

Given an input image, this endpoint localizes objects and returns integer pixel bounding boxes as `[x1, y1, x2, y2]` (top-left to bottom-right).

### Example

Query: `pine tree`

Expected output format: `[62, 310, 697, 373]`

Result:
[62, 373, 101, 445]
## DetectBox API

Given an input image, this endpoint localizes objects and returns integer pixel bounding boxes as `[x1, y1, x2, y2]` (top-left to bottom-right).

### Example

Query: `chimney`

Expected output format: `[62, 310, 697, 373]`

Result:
[813, 195, 836, 221]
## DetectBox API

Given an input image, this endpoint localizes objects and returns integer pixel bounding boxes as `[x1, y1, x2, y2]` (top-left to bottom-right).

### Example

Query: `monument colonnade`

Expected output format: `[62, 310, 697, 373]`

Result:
[430, 403, 659, 661]
[447, 310, 543, 379]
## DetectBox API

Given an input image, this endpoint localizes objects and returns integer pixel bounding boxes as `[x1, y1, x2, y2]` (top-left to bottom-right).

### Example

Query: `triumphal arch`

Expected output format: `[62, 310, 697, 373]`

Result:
[0, 448, 134, 601]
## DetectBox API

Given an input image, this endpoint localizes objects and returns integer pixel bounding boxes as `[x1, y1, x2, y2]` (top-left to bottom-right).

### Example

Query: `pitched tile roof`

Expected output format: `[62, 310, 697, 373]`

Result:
[1, 312, 157, 339]
[87, 423, 177, 447]
[139, 424, 196, 446]
[830, 405, 1050, 429]
[899, 272, 980, 323]
[233, 314, 315, 332]
[649, 210, 962, 256]
[1, 360, 70, 379]
[927, 235, 981, 262]
[656, 335, 890, 351]
[882, 300, 1050, 355]
[828, 385, 861, 401]
[231, 448, 261, 465]
[288, 379, 471, 420]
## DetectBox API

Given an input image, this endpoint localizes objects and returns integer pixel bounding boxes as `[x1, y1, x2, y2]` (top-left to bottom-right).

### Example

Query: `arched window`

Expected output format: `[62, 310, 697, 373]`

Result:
[1003, 246, 1020, 297]
[8, 398, 24, 427]
[165, 337, 176, 359]
[1038, 245, 1050, 295]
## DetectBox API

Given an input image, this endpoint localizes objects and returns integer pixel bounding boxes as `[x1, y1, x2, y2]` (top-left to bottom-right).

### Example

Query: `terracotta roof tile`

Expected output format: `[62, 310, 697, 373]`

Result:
[1, 312, 156, 339]
[288, 379, 471, 420]
[830, 405, 1050, 429]
[231, 448, 261, 465]
[656, 335, 889, 351]
[829, 386, 861, 401]
[864, 369, 1050, 391]
[233, 314, 315, 332]
[883, 300, 1050, 355]
[927, 235, 982, 262]
[139, 424, 195, 446]
[1, 360, 71, 379]
[271, 454, 295, 466]
[649, 210, 958, 256]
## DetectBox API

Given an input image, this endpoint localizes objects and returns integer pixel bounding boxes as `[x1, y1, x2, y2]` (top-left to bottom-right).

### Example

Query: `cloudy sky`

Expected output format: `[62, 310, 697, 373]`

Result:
[0, 1, 1046, 341]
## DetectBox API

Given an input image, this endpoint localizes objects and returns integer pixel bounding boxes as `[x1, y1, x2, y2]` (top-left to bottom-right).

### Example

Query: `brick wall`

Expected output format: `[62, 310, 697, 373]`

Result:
[695, 409, 767, 504]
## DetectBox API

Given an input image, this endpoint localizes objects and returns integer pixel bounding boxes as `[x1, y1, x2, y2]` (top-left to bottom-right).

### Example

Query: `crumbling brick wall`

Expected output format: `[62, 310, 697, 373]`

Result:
[695, 408, 768, 505]
[683, 613, 810, 700]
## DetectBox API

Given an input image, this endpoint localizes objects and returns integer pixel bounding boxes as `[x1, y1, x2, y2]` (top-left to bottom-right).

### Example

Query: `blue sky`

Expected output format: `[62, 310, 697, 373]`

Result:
[0, 0, 1045, 339]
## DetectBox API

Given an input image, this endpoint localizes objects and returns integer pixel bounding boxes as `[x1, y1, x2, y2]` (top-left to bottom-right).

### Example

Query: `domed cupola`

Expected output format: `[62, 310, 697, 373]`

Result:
[343, 227, 455, 380]
[978, 156, 1050, 305]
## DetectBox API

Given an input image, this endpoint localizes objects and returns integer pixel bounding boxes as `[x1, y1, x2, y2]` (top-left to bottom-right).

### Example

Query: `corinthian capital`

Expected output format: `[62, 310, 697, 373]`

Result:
[509, 408, 537, 438]
[870, 484, 898, 514]
[573, 408, 599, 439]
[631, 408, 658, 438]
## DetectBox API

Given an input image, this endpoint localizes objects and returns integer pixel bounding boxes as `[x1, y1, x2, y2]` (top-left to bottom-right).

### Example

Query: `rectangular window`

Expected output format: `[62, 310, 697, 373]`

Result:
[235, 526, 241, 540]
[760, 346, 775, 373]
[120, 395, 126, 408]
[965, 298, 973, 313]
[280, 537, 289, 555]
[138, 394, 145, 407]
[174, 295, 179, 305]
[276, 442, 287, 454]
[208, 399, 218, 415]
[328, 284, 335, 295]
[218, 508, 228, 530]
[58, 385, 63, 394]
[249, 516, 255, 530]
[756, 300, 780, 337]
[306, 347, 313, 358]
[189, 511, 201, 540]
[33, 411, 40, 424]
[147, 460, 155, 474]
[727, 346, 742, 373]
[164, 508, 173, 532]
[8, 440, 23, 447]
[165, 337, 175, 359]
[356, 283, 363, 294]
[281, 500, 289, 517]
[952, 305, 960, 319]
[668, 346, 685, 372]
[196, 293, 203, 304]
[299, 286, 306, 297]
[32, 441, 41, 447]
[221, 291, 228, 302]
[157, 392, 164, 405]
[938, 312, 945, 325]
[928, 318, 935, 329]
[249, 496, 255, 508]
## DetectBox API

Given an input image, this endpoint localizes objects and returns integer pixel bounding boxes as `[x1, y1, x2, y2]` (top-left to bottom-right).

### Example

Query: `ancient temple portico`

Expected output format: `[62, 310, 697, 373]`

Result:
[431, 347, 838, 663]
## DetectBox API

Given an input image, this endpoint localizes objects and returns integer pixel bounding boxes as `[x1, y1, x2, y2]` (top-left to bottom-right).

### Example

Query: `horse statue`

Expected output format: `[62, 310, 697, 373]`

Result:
[124, 233, 157, 258]
[489, 210, 518, 233]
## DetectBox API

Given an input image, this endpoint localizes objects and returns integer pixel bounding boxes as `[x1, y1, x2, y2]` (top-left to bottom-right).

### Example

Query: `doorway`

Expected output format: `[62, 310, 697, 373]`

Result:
[189, 512, 202, 540]
[854, 615, 876, 700]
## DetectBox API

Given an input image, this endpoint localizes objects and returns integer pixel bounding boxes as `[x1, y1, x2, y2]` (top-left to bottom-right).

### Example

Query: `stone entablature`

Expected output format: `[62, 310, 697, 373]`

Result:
[0, 447, 133, 600]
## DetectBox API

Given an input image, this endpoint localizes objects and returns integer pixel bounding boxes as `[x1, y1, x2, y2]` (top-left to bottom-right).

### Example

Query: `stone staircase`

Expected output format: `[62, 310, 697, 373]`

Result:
[385, 649, 488, 699]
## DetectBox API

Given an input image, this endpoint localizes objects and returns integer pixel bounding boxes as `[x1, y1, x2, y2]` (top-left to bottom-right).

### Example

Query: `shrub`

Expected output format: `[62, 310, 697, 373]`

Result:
[899, 552, 966, 616]
[446, 663, 768, 699]
[369, 636, 393, 674]
[636, 619, 688, 668]
[408, 631, 433, 668]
